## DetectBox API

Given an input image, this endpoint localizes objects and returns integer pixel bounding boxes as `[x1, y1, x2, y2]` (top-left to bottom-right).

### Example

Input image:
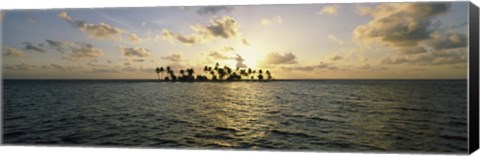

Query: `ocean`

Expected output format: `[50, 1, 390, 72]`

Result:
[2, 80, 468, 153]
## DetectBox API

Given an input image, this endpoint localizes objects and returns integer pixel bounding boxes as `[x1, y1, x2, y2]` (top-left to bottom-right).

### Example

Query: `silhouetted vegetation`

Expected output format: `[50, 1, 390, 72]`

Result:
[154, 63, 274, 82]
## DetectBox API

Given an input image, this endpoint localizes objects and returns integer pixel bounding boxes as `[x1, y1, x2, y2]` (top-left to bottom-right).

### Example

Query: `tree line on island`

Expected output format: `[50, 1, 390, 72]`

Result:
[155, 62, 273, 82]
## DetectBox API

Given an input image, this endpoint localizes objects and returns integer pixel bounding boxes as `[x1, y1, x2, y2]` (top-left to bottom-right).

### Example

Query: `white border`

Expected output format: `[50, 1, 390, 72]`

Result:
[0, 0, 478, 156]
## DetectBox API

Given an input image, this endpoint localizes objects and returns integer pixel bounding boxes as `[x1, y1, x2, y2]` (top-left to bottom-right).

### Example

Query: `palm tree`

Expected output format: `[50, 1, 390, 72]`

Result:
[258, 69, 264, 81]
[204, 66, 209, 76]
[218, 68, 226, 80]
[266, 70, 272, 80]
[210, 70, 216, 80]
[187, 68, 195, 81]
[214, 62, 219, 71]
[258, 73, 264, 81]
[180, 69, 185, 76]
[155, 67, 161, 81]
[159, 67, 165, 81]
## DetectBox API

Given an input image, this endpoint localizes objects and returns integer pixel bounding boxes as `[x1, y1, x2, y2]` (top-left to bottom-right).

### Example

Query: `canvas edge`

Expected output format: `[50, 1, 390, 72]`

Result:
[469, 1, 480, 154]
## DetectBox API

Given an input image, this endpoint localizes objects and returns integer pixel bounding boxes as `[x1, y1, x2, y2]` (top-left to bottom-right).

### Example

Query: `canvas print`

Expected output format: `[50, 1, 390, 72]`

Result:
[1, 2, 472, 154]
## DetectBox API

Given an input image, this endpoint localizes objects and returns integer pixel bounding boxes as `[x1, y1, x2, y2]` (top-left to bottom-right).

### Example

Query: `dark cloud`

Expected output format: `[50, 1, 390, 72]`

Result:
[162, 16, 239, 44]
[428, 32, 467, 50]
[69, 43, 104, 61]
[329, 54, 343, 61]
[380, 48, 466, 65]
[2, 46, 24, 57]
[118, 47, 151, 58]
[58, 11, 124, 40]
[263, 52, 297, 65]
[46, 39, 73, 53]
[203, 16, 238, 39]
[196, 6, 234, 15]
[162, 29, 200, 44]
[161, 53, 185, 62]
[281, 62, 337, 71]
[234, 54, 247, 68]
[354, 3, 452, 54]
[208, 51, 230, 60]
[22, 42, 45, 53]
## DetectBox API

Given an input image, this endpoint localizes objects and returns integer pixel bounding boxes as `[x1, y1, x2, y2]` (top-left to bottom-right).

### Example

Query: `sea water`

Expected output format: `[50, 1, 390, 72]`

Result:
[2, 80, 468, 153]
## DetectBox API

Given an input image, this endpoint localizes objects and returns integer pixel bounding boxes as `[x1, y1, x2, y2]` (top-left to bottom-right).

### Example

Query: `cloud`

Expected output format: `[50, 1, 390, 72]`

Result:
[281, 62, 337, 71]
[162, 29, 200, 44]
[69, 43, 104, 61]
[242, 38, 250, 46]
[22, 42, 45, 53]
[3, 61, 37, 71]
[132, 59, 144, 62]
[195, 16, 239, 39]
[208, 51, 230, 60]
[263, 52, 297, 65]
[196, 6, 234, 15]
[58, 11, 124, 40]
[86, 62, 109, 68]
[221, 46, 235, 52]
[318, 5, 340, 15]
[234, 54, 247, 68]
[2, 46, 24, 57]
[118, 47, 151, 58]
[161, 53, 185, 62]
[93, 68, 120, 73]
[329, 53, 343, 61]
[260, 16, 283, 25]
[428, 31, 467, 50]
[353, 3, 452, 54]
[40, 63, 82, 71]
[346, 51, 369, 62]
[162, 16, 239, 44]
[44, 39, 105, 61]
[380, 48, 466, 65]
[358, 64, 388, 71]
[129, 33, 143, 43]
[327, 35, 343, 45]
[46, 39, 74, 53]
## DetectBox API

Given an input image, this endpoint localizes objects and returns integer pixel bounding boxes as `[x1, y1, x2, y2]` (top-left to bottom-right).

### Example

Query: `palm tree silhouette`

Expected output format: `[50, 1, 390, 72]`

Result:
[258, 69, 264, 81]
[155, 67, 161, 81]
[159, 67, 165, 81]
[154, 63, 274, 82]
[266, 70, 272, 81]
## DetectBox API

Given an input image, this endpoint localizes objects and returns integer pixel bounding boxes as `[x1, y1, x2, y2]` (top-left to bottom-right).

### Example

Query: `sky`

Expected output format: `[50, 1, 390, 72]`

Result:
[0, 2, 470, 79]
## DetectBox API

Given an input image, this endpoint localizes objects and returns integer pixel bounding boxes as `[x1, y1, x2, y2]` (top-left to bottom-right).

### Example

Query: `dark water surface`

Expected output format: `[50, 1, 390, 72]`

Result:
[2, 80, 468, 153]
